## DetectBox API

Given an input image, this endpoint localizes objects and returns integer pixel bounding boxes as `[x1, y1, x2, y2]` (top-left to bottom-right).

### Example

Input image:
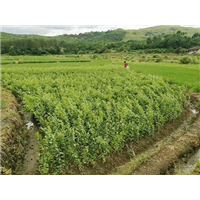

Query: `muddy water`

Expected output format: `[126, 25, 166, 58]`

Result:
[177, 109, 200, 175]
[179, 107, 200, 175]
[180, 148, 200, 175]
[21, 113, 39, 175]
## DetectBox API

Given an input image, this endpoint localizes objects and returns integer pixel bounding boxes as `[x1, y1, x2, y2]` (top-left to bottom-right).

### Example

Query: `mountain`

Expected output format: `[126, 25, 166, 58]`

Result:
[1, 32, 47, 40]
[54, 29, 126, 42]
[1, 26, 200, 43]
[123, 25, 200, 41]
[54, 26, 200, 42]
[1, 29, 126, 42]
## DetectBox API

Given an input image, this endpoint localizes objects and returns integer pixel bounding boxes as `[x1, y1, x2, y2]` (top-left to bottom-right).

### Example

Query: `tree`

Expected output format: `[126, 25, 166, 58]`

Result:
[9, 46, 16, 55]
[192, 33, 200, 38]
[60, 47, 65, 54]
[147, 37, 153, 45]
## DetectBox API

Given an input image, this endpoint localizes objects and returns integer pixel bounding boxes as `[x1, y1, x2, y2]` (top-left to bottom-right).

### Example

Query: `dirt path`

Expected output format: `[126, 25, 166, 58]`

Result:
[22, 128, 39, 175]
[132, 116, 200, 175]
[21, 113, 39, 175]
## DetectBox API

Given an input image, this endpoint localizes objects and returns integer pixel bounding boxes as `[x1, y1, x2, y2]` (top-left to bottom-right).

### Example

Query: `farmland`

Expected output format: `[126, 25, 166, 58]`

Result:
[2, 16, 200, 200]
[130, 62, 200, 92]
[2, 54, 199, 174]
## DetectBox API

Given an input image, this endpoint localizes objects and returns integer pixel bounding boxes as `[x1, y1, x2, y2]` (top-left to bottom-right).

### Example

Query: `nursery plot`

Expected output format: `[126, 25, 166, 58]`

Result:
[1, 61, 189, 174]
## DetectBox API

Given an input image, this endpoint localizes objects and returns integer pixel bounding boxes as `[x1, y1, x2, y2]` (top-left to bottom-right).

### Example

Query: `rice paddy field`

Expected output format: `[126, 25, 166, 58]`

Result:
[1, 54, 200, 175]
[132, 63, 200, 92]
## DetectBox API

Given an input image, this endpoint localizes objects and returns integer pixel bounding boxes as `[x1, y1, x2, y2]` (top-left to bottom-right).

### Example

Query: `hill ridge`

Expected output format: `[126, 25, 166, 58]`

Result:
[1, 25, 200, 42]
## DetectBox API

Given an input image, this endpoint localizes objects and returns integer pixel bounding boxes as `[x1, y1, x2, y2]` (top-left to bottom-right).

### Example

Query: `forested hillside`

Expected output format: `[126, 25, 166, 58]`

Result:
[1, 26, 200, 55]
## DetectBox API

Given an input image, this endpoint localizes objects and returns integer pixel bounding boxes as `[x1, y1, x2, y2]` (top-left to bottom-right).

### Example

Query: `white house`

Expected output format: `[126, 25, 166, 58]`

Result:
[188, 46, 200, 55]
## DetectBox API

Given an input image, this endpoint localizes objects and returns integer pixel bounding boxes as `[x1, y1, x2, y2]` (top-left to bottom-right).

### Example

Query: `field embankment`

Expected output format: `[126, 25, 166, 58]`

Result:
[0, 88, 27, 174]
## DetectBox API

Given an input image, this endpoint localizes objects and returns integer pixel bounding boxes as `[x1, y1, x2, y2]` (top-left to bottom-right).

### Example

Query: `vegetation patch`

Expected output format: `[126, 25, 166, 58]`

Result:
[180, 56, 199, 64]
[130, 62, 200, 92]
[2, 62, 189, 174]
[1, 29, 200, 55]
[0, 87, 27, 175]
[191, 161, 200, 175]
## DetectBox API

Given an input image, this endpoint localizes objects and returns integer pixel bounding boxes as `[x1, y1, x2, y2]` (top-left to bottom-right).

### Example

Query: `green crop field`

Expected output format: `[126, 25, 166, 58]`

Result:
[1, 55, 90, 65]
[130, 62, 200, 92]
[1, 58, 190, 174]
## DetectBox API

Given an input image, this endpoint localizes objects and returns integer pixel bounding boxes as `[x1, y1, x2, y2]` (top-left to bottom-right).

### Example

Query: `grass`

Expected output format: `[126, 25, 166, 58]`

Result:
[123, 25, 200, 41]
[1, 99, 6, 110]
[191, 161, 200, 175]
[0, 87, 21, 123]
[1, 88, 9, 112]
[0, 87, 9, 111]
[1, 55, 90, 65]
[129, 62, 200, 92]
[0, 87, 27, 174]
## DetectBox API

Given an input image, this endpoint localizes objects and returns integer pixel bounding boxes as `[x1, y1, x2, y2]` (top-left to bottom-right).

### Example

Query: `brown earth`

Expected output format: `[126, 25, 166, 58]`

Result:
[132, 116, 200, 175]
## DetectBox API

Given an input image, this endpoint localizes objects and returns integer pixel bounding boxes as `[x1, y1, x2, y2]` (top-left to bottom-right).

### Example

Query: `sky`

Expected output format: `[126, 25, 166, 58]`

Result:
[1, 25, 200, 36]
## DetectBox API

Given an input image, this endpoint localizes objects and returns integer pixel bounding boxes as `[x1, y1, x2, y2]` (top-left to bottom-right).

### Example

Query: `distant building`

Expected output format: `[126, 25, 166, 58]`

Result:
[188, 46, 200, 55]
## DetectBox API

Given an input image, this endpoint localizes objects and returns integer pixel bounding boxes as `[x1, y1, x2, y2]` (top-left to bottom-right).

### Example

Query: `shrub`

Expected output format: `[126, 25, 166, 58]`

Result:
[192, 57, 199, 64]
[180, 56, 192, 64]
[92, 54, 98, 59]
[155, 58, 163, 62]
[153, 54, 158, 58]
[180, 56, 199, 64]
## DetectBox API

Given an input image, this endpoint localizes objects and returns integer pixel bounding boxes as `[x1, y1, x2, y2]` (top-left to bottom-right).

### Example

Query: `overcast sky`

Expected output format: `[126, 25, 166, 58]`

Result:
[1, 25, 200, 36]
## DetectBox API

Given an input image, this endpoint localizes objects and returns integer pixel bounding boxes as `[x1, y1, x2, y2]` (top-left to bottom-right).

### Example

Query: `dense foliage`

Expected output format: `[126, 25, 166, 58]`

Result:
[2, 61, 189, 174]
[180, 56, 199, 64]
[1, 31, 200, 55]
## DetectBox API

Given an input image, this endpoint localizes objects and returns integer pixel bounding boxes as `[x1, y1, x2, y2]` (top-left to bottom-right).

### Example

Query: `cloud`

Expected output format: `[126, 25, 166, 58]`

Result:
[1, 25, 199, 36]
